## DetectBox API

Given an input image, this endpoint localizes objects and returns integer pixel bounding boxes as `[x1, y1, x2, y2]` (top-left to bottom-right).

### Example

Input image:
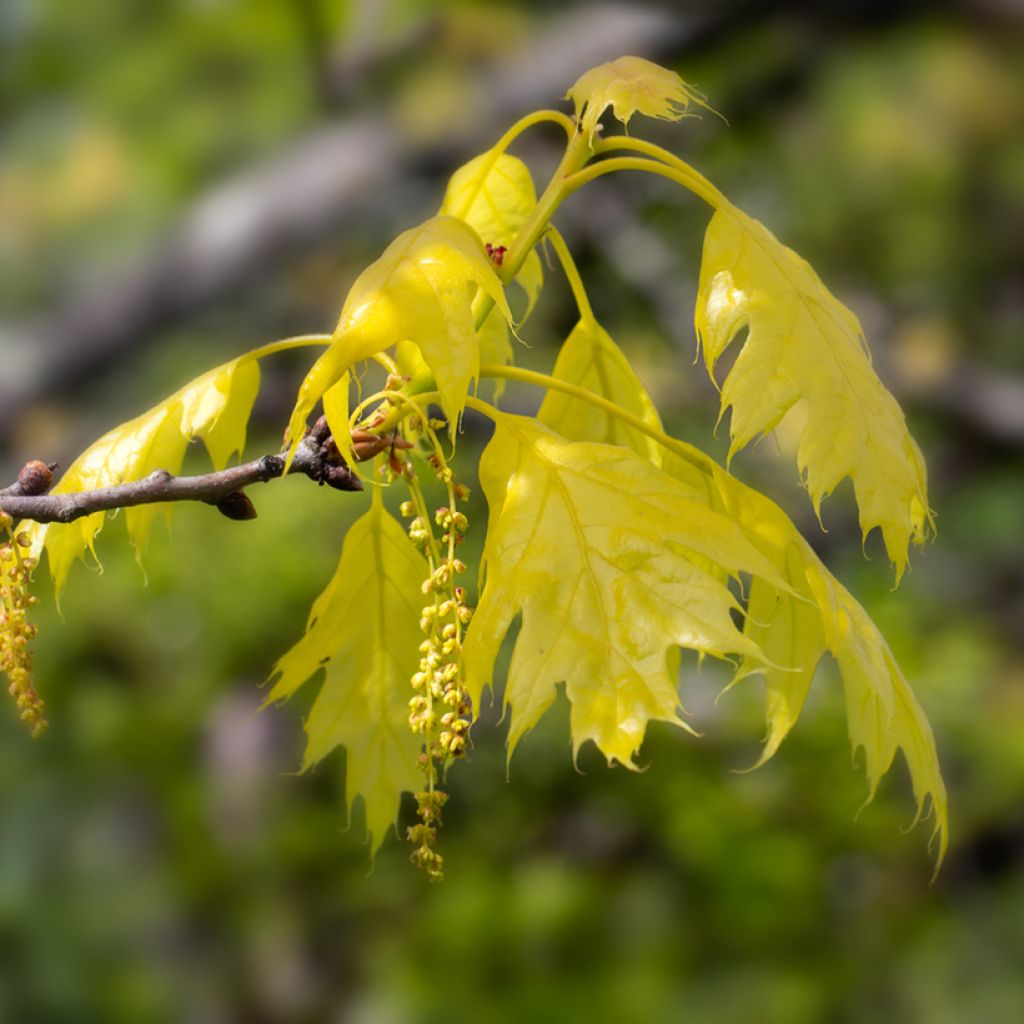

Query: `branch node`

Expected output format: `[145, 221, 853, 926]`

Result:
[258, 454, 285, 480]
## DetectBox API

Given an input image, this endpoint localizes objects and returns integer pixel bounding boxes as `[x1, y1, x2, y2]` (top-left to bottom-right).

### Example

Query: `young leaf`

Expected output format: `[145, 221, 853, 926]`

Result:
[567, 55, 716, 144]
[539, 335, 946, 862]
[264, 495, 425, 853]
[462, 414, 790, 768]
[695, 205, 932, 579]
[35, 355, 261, 595]
[322, 372, 355, 472]
[440, 149, 544, 317]
[666, 448, 948, 865]
[285, 215, 512, 453]
[538, 318, 664, 466]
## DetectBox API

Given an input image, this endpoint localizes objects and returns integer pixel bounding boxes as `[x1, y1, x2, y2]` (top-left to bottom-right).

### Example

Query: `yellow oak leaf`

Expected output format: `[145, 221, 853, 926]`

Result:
[35, 355, 260, 595]
[286, 215, 512, 455]
[668, 445, 946, 866]
[695, 205, 933, 580]
[462, 413, 790, 768]
[567, 55, 717, 144]
[264, 494, 425, 853]
[539, 326, 946, 864]
[729, 485, 947, 867]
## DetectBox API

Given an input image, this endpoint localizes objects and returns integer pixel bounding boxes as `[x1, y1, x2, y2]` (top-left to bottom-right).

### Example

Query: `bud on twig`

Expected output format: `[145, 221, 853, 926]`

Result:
[213, 490, 258, 520]
[16, 461, 54, 497]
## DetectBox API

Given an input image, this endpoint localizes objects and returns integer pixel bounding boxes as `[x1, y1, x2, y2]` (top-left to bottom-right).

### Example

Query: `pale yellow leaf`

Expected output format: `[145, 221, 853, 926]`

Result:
[440, 149, 544, 317]
[36, 354, 261, 595]
[265, 495, 426, 853]
[183, 357, 260, 470]
[285, 215, 512, 454]
[567, 55, 717, 143]
[462, 414, 789, 768]
[696, 204, 932, 579]
[538, 318, 664, 466]
[543, 357, 946, 864]
[322, 372, 354, 472]
[666, 446, 947, 866]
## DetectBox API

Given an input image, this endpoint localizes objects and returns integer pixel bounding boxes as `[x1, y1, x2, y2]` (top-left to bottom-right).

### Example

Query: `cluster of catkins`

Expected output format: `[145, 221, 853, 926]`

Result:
[400, 474, 474, 880]
[0, 518, 45, 738]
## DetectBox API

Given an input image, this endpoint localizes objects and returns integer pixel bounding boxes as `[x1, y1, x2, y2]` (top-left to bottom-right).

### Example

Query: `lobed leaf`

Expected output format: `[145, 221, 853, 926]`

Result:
[695, 205, 932, 580]
[265, 495, 425, 853]
[33, 355, 260, 596]
[285, 215, 512, 453]
[699, 455, 948, 868]
[540, 320, 947, 864]
[462, 414, 790, 769]
[567, 55, 717, 144]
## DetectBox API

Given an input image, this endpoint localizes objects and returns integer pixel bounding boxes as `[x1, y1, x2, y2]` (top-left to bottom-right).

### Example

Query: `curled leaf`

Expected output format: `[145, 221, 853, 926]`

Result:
[567, 55, 718, 143]
[696, 204, 933, 580]
[286, 216, 512, 454]
[440, 149, 544, 318]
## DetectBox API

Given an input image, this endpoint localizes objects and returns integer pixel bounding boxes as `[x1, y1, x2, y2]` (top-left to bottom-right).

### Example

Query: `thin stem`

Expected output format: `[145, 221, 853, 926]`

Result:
[245, 333, 332, 361]
[474, 364, 709, 473]
[545, 225, 594, 323]
[563, 155, 726, 211]
[492, 109, 576, 153]
[500, 127, 593, 285]
[248, 334, 396, 378]
[593, 136, 729, 209]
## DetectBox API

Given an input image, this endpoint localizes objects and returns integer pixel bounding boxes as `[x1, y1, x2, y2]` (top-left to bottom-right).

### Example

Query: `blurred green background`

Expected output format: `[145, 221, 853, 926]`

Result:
[2, 2, 1023, 1021]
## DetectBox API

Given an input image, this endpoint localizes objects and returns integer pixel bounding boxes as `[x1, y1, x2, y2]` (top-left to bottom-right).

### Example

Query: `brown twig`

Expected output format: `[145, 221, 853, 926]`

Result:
[0, 434, 362, 526]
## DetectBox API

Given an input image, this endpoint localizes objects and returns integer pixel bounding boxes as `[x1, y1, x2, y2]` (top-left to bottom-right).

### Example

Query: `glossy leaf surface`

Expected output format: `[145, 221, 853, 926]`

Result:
[265, 496, 425, 853]
[540, 323, 946, 863]
[695, 205, 932, 578]
[462, 414, 789, 768]
[35, 355, 260, 594]
[440, 149, 543, 317]
[286, 215, 512, 453]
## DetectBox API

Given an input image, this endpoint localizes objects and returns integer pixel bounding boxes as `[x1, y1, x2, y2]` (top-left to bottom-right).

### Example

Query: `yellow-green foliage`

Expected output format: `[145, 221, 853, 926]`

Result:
[31, 354, 260, 596]
[265, 491, 425, 853]
[567, 55, 718, 143]
[539, 318, 946, 864]
[462, 413, 789, 768]
[6, 55, 946, 872]
[286, 215, 512, 453]
[696, 205, 933, 578]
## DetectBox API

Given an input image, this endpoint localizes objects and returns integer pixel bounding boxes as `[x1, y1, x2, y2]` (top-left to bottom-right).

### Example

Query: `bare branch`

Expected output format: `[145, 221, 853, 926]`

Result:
[0, 435, 362, 526]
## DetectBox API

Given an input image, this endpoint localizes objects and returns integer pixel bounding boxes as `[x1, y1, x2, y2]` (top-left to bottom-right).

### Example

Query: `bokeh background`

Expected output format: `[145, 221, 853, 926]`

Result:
[2, 2, 1023, 1021]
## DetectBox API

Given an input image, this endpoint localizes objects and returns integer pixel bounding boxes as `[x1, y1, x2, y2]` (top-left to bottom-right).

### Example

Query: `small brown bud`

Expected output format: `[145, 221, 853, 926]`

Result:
[322, 465, 364, 492]
[214, 491, 258, 521]
[17, 460, 53, 496]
